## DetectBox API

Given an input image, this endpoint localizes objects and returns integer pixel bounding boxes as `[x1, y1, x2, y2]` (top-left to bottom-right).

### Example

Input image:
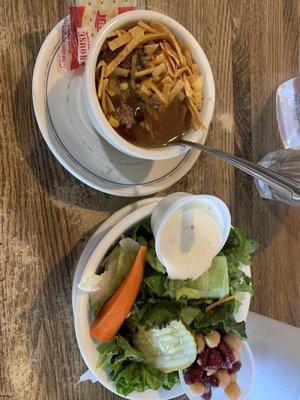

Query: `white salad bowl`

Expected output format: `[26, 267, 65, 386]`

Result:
[84, 10, 215, 160]
[74, 198, 251, 399]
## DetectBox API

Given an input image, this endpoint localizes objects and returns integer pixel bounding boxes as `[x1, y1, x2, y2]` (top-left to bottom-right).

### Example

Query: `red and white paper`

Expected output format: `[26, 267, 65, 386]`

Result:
[59, 0, 146, 71]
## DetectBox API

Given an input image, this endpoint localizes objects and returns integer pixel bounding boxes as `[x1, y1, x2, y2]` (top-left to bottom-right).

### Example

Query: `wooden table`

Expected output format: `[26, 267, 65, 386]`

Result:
[1, 1, 299, 399]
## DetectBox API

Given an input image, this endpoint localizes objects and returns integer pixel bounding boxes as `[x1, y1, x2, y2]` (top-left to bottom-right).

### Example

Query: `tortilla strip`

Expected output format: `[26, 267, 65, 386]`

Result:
[116, 29, 126, 36]
[191, 63, 200, 74]
[181, 43, 193, 66]
[147, 81, 167, 103]
[97, 63, 106, 99]
[114, 67, 130, 77]
[108, 32, 132, 51]
[101, 79, 109, 112]
[191, 75, 203, 91]
[175, 66, 189, 77]
[159, 42, 176, 75]
[151, 21, 185, 66]
[186, 65, 193, 75]
[160, 42, 176, 69]
[183, 74, 194, 98]
[187, 74, 197, 84]
[162, 82, 172, 97]
[140, 32, 169, 44]
[168, 79, 184, 104]
[107, 77, 119, 95]
[96, 60, 105, 81]
[105, 28, 144, 77]
[131, 53, 138, 89]
[137, 20, 158, 33]
[154, 52, 164, 65]
[135, 67, 156, 78]
[193, 91, 203, 110]
[164, 54, 175, 77]
[129, 26, 145, 38]
[152, 63, 166, 78]
[107, 31, 119, 39]
[144, 43, 159, 55]
[167, 49, 176, 71]
[162, 76, 174, 85]
[163, 40, 181, 66]
[140, 84, 151, 96]
[106, 92, 115, 112]
[106, 86, 116, 97]
[186, 97, 203, 129]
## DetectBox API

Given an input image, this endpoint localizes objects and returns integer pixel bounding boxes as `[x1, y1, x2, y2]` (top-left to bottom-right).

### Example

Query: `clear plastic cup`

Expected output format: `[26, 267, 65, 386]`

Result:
[276, 76, 300, 149]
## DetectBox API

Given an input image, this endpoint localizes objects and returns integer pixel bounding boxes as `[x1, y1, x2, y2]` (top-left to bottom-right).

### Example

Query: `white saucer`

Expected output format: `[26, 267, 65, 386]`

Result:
[32, 20, 201, 197]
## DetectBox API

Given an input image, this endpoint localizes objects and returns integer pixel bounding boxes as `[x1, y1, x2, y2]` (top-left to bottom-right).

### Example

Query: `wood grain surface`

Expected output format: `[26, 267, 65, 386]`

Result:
[0, 1, 299, 399]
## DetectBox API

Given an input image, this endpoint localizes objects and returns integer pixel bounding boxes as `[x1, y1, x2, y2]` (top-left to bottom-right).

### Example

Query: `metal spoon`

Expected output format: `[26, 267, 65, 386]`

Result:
[166, 139, 300, 202]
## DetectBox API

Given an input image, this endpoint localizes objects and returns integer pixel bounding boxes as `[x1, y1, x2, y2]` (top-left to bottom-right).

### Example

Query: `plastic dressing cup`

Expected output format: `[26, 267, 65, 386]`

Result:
[179, 342, 255, 400]
[151, 193, 231, 280]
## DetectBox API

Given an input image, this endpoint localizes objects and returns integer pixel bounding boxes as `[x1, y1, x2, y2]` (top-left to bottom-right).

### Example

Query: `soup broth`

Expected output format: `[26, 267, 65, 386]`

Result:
[95, 20, 204, 147]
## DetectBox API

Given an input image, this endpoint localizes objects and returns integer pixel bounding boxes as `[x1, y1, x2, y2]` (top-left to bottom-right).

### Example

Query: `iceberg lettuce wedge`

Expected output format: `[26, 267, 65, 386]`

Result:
[133, 320, 197, 372]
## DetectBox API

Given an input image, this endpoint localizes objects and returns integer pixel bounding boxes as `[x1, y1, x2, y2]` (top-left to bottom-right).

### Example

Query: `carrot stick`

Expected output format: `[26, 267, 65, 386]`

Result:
[90, 245, 147, 341]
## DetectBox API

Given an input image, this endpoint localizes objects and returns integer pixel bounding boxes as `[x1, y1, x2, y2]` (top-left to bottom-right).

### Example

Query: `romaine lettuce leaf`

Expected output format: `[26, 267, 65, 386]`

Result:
[88, 239, 140, 318]
[181, 307, 203, 326]
[221, 227, 259, 296]
[128, 219, 166, 273]
[230, 275, 254, 295]
[129, 294, 181, 331]
[133, 321, 197, 372]
[97, 336, 179, 396]
[97, 335, 143, 368]
[143, 272, 167, 297]
[146, 247, 166, 273]
[165, 256, 229, 300]
[222, 227, 259, 269]
[192, 299, 246, 339]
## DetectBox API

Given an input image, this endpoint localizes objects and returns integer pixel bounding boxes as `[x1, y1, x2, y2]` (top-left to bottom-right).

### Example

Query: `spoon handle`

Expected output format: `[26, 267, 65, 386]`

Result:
[176, 139, 300, 201]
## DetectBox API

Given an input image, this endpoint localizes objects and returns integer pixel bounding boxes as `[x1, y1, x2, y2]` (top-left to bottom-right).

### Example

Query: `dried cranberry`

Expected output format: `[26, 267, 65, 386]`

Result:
[228, 361, 242, 374]
[197, 347, 209, 368]
[183, 363, 204, 384]
[118, 126, 137, 141]
[203, 373, 220, 387]
[218, 340, 235, 369]
[134, 107, 144, 122]
[201, 385, 212, 400]
[206, 349, 223, 370]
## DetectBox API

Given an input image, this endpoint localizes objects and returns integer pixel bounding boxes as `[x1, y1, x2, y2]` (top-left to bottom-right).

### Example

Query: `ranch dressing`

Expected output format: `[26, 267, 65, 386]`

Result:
[159, 201, 223, 280]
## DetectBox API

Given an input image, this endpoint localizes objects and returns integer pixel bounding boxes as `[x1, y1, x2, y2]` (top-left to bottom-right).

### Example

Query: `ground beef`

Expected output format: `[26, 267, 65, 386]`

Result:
[135, 47, 151, 70]
[138, 55, 151, 70]
[120, 54, 132, 69]
[98, 41, 116, 64]
[116, 103, 135, 129]
[148, 94, 160, 110]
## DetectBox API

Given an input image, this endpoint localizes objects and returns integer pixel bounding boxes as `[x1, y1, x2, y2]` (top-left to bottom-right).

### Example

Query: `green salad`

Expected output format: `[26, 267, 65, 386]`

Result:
[80, 219, 259, 396]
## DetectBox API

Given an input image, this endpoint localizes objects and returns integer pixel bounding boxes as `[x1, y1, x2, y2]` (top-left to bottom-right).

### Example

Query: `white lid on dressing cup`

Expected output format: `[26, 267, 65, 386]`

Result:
[151, 193, 231, 280]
